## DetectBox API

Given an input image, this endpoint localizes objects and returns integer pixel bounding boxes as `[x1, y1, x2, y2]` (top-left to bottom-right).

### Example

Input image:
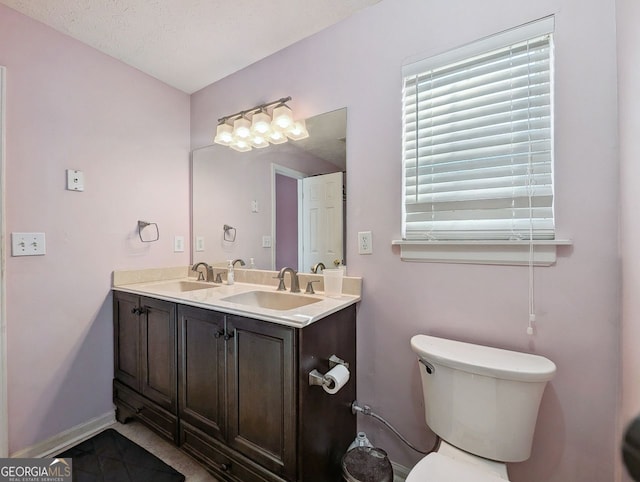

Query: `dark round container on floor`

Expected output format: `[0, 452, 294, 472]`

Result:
[342, 446, 394, 482]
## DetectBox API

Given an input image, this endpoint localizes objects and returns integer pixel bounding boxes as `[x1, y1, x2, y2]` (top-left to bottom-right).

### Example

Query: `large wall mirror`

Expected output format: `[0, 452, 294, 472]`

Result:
[192, 107, 347, 273]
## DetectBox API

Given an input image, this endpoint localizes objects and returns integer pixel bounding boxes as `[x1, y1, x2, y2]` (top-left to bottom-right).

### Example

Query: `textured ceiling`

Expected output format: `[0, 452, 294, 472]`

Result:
[0, 0, 380, 93]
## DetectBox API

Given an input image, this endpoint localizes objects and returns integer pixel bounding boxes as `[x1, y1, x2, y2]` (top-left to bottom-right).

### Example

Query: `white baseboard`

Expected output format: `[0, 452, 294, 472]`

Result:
[393, 460, 411, 482]
[11, 411, 115, 458]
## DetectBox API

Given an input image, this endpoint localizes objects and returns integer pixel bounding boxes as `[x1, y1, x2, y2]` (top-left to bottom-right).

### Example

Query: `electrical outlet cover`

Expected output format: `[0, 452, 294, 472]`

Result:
[358, 231, 373, 254]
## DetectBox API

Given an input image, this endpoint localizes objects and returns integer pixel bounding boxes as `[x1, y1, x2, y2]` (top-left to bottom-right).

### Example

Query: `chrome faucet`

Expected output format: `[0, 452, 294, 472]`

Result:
[276, 267, 300, 293]
[232, 258, 246, 267]
[192, 262, 213, 282]
[311, 262, 326, 274]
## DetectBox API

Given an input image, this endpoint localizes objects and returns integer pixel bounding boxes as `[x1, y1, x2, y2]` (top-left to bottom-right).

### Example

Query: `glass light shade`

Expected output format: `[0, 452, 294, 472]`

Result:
[230, 138, 252, 152]
[233, 117, 251, 139]
[267, 128, 289, 145]
[272, 104, 294, 130]
[251, 111, 272, 136]
[213, 123, 234, 146]
[250, 135, 269, 148]
[286, 119, 309, 141]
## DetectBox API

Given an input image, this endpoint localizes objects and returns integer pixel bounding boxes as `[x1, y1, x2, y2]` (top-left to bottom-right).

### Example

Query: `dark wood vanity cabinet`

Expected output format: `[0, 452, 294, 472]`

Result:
[113, 292, 178, 442]
[113, 290, 356, 482]
[177, 305, 226, 442]
[178, 309, 298, 481]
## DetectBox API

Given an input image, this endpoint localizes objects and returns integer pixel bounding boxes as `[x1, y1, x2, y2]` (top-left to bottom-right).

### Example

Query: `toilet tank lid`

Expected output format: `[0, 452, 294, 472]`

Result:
[410, 335, 556, 382]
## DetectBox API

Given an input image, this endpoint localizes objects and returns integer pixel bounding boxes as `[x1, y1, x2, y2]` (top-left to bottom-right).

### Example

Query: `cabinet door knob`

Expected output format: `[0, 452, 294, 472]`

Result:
[220, 462, 231, 472]
[131, 307, 141, 315]
[213, 330, 223, 338]
[224, 331, 234, 341]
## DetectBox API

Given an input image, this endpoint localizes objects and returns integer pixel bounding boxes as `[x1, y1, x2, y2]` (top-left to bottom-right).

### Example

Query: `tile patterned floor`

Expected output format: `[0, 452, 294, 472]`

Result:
[110, 421, 218, 482]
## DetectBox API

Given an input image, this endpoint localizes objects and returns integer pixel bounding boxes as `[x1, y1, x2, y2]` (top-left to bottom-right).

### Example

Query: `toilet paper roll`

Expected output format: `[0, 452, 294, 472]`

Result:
[323, 364, 350, 395]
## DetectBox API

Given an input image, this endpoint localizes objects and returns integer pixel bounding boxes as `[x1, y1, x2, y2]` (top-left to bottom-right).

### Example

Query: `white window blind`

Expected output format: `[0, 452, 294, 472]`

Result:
[402, 20, 554, 241]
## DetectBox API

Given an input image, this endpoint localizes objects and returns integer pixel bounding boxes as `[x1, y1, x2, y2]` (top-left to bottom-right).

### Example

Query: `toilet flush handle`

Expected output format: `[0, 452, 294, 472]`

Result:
[419, 359, 435, 374]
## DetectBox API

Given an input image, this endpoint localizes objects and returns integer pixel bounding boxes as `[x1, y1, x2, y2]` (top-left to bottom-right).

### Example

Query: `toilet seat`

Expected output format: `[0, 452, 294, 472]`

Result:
[406, 453, 509, 482]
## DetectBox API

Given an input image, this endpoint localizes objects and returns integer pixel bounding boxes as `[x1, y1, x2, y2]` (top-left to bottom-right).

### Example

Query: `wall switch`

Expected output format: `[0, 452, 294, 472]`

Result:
[66, 169, 84, 191]
[195, 236, 205, 252]
[262, 235, 272, 248]
[12, 232, 46, 256]
[358, 231, 373, 254]
[251, 200, 259, 213]
[174, 236, 185, 252]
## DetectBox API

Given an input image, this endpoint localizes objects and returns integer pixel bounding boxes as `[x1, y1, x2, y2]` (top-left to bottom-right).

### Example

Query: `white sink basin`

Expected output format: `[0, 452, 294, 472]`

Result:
[152, 280, 217, 292]
[221, 290, 321, 310]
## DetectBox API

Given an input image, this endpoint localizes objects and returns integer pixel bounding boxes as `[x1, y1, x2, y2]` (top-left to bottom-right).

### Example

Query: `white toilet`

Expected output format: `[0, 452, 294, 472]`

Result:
[407, 335, 556, 481]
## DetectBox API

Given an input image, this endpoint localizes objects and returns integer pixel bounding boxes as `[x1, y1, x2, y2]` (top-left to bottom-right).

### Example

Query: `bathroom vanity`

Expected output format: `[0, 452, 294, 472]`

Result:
[112, 267, 360, 482]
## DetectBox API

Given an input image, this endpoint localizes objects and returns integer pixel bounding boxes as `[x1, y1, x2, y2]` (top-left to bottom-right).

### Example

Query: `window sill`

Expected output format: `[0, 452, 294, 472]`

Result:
[391, 239, 572, 266]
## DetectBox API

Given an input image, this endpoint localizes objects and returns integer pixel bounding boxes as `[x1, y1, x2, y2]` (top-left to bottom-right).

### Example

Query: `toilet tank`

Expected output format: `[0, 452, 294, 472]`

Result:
[410, 335, 556, 463]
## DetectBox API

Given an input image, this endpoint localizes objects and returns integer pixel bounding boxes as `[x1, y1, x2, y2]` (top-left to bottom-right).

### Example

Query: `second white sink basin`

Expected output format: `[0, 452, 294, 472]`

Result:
[221, 290, 321, 310]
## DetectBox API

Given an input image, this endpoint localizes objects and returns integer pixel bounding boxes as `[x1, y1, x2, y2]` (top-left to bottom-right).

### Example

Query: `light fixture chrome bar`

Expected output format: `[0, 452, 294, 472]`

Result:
[217, 96, 292, 125]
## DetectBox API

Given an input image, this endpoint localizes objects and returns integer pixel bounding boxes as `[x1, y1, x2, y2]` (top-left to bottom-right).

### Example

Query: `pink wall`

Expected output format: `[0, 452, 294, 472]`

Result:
[0, 5, 190, 453]
[618, 0, 640, 480]
[192, 1, 620, 480]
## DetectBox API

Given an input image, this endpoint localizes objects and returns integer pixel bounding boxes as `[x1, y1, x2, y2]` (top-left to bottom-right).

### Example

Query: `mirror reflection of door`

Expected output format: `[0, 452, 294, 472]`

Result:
[275, 171, 345, 273]
[300, 172, 344, 273]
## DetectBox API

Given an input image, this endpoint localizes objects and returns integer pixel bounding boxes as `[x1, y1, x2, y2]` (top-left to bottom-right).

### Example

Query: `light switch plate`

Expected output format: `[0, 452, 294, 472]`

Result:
[195, 236, 205, 252]
[12, 232, 46, 256]
[262, 235, 272, 248]
[174, 236, 185, 252]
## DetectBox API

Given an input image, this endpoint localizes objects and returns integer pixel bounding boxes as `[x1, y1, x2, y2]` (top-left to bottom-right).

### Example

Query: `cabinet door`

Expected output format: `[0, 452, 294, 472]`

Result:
[226, 315, 296, 480]
[178, 305, 226, 442]
[140, 296, 177, 412]
[113, 291, 141, 391]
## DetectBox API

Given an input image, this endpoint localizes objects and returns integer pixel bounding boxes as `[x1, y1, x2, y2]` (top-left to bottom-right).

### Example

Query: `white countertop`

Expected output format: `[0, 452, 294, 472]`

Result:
[113, 277, 361, 328]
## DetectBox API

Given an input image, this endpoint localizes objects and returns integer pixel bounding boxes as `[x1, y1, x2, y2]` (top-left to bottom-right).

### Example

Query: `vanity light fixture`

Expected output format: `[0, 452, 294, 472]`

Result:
[213, 123, 234, 146]
[272, 103, 294, 130]
[233, 116, 252, 139]
[213, 97, 309, 152]
[251, 110, 272, 136]
[287, 119, 309, 141]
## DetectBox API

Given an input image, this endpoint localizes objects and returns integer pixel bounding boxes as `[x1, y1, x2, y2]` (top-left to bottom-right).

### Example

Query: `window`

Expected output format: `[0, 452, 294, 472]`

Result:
[401, 18, 554, 243]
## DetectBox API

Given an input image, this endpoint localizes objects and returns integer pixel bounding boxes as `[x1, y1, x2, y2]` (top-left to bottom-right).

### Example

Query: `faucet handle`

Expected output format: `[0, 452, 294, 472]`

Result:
[274, 276, 287, 291]
[305, 280, 320, 294]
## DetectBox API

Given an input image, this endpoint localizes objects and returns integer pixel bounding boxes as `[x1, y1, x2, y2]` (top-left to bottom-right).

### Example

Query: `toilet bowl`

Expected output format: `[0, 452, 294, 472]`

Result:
[408, 335, 556, 481]
[406, 442, 508, 481]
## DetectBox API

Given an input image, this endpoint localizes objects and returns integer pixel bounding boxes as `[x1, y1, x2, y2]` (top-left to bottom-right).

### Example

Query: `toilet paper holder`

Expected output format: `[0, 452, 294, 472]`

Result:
[309, 354, 349, 387]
